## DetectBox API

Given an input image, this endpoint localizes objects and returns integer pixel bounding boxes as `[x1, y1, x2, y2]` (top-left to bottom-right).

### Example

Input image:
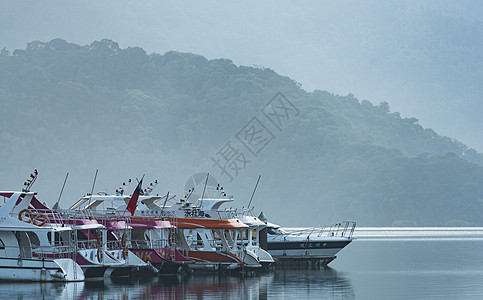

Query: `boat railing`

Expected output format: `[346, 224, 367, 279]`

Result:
[283, 221, 357, 239]
[18, 208, 100, 227]
[76, 240, 100, 250]
[130, 239, 165, 249]
[186, 236, 222, 251]
[3, 246, 75, 261]
[214, 209, 235, 219]
[105, 240, 123, 251]
[201, 207, 256, 220]
[231, 207, 255, 218]
[31, 242, 78, 260]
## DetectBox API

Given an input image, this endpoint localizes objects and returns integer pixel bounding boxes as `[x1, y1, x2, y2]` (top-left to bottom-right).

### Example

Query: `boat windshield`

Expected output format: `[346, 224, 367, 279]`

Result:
[268, 228, 287, 235]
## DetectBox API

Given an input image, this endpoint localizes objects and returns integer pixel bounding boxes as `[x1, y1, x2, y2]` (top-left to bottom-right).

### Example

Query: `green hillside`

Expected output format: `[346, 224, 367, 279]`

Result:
[1, 39, 482, 226]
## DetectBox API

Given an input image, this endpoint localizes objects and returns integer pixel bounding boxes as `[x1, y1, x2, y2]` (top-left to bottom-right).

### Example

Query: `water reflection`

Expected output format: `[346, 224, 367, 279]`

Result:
[271, 267, 354, 299]
[0, 281, 71, 299]
[0, 268, 354, 299]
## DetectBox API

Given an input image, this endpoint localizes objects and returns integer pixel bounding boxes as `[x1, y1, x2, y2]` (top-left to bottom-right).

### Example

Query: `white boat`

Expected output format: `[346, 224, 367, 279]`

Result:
[264, 217, 356, 264]
[29, 193, 149, 278]
[234, 213, 276, 268]
[0, 191, 84, 281]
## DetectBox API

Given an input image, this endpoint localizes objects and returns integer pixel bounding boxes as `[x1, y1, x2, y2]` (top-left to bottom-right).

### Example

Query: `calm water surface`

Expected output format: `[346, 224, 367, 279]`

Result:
[2, 227, 483, 299]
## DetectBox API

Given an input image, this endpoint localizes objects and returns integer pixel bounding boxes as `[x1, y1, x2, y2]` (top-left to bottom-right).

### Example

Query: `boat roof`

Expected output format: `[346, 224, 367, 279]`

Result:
[171, 217, 248, 229]
[196, 198, 234, 211]
[265, 222, 280, 229]
[0, 191, 36, 214]
[69, 195, 129, 210]
[236, 215, 267, 227]
[69, 194, 165, 217]
[129, 217, 172, 229]
[0, 191, 74, 231]
[139, 196, 163, 210]
[72, 223, 105, 230]
[100, 219, 130, 230]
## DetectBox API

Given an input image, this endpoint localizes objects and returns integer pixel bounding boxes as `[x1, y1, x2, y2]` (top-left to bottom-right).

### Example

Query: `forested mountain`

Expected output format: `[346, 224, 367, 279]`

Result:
[1, 39, 483, 226]
[4, 1, 483, 152]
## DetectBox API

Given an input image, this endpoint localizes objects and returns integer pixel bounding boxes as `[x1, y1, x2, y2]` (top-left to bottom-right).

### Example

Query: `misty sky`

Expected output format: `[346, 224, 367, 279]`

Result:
[1, 0, 482, 152]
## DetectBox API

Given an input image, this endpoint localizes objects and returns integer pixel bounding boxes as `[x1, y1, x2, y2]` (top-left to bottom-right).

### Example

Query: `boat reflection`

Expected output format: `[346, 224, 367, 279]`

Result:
[271, 267, 355, 299]
[0, 268, 354, 299]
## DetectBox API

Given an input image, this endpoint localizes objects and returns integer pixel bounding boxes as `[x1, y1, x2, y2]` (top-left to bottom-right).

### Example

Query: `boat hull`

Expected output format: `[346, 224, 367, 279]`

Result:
[130, 248, 186, 275]
[179, 250, 242, 271]
[0, 258, 84, 282]
[267, 239, 352, 257]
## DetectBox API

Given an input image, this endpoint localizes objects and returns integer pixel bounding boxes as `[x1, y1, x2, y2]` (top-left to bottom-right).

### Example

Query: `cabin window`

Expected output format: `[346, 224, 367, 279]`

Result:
[252, 230, 257, 240]
[76, 230, 88, 241]
[0, 239, 4, 250]
[26, 232, 40, 249]
[47, 232, 63, 245]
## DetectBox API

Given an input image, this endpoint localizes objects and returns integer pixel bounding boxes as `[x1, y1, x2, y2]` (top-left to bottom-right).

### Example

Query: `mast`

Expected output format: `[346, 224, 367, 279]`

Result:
[247, 175, 261, 209]
[88, 169, 98, 206]
[53, 172, 69, 209]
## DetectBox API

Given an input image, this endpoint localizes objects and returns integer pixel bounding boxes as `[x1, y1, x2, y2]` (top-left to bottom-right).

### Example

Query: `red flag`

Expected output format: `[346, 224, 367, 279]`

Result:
[127, 176, 143, 215]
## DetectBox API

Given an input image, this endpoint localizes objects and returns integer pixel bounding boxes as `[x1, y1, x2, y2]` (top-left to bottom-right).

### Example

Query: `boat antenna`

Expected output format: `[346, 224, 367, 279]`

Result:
[162, 191, 169, 210]
[53, 172, 69, 209]
[200, 173, 209, 210]
[247, 175, 261, 209]
[88, 169, 98, 205]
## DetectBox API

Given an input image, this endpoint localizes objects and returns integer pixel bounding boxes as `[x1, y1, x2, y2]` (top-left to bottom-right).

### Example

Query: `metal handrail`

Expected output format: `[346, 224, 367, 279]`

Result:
[282, 221, 357, 238]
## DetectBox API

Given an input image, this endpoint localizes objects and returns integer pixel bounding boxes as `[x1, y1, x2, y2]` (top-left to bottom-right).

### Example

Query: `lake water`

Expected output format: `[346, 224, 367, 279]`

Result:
[2, 227, 483, 299]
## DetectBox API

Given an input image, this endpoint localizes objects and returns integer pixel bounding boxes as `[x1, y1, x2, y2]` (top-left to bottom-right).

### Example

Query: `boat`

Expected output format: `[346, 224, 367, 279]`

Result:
[262, 215, 356, 266]
[29, 194, 152, 278]
[168, 214, 250, 271]
[189, 198, 275, 268]
[231, 212, 275, 268]
[83, 213, 157, 278]
[0, 191, 85, 281]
